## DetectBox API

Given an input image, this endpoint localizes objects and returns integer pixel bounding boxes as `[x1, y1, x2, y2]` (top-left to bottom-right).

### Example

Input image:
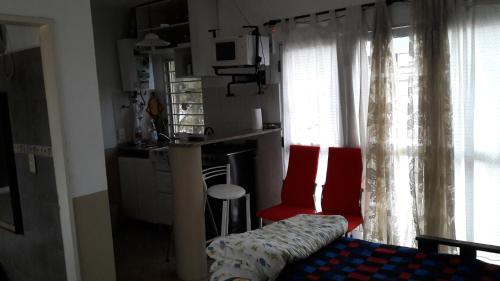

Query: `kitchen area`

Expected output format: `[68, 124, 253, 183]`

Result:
[90, 0, 284, 280]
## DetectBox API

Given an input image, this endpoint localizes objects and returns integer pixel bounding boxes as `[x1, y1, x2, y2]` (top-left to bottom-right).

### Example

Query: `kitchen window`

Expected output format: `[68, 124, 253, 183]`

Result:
[163, 60, 205, 135]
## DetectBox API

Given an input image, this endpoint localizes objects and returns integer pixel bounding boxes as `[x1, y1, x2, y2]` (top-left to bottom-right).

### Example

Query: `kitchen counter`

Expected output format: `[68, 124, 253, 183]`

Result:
[170, 128, 281, 147]
[168, 127, 283, 280]
[117, 129, 281, 157]
[117, 141, 170, 158]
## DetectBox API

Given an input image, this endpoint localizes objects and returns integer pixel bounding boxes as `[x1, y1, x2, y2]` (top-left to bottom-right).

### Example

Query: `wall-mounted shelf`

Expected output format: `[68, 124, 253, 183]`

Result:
[136, 0, 190, 47]
[138, 22, 190, 33]
[134, 0, 218, 77]
[136, 0, 189, 31]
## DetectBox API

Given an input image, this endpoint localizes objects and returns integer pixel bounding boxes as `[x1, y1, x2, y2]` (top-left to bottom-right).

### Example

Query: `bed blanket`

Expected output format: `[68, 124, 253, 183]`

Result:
[277, 237, 500, 281]
[206, 214, 347, 281]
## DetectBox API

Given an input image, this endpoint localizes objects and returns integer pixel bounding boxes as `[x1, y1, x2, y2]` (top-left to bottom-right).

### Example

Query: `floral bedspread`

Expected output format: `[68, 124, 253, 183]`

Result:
[206, 214, 348, 281]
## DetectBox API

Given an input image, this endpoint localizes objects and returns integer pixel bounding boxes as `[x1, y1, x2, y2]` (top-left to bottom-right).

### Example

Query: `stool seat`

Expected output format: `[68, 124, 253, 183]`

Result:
[207, 184, 246, 200]
[203, 164, 251, 237]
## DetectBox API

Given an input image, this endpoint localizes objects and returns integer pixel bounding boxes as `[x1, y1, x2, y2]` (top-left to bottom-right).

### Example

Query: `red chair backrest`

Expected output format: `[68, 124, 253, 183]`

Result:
[281, 145, 320, 208]
[321, 147, 363, 215]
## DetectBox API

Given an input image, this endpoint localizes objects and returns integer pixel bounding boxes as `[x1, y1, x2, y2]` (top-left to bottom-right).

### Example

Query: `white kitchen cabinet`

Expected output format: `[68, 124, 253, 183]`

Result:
[188, 0, 218, 76]
[157, 192, 173, 225]
[135, 159, 157, 222]
[118, 157, 141, 219]
[118, 157, 173, 225]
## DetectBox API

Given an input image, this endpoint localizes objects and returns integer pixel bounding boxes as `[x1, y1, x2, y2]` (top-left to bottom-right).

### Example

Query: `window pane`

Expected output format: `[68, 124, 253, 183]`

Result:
[164, 60, 204, 135]
[172, 104, 204, 115]
[171, 93, 203, 104]
[171, 81, 202, 93]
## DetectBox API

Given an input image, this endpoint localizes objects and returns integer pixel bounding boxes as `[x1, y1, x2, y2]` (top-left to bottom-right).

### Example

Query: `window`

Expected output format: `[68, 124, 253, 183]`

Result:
[163, 60, 205, 135]
[390, 35, 416, 245]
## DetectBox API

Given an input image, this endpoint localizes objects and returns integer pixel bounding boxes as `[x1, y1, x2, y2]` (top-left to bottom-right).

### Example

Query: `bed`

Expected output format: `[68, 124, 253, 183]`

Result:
[208, 215, 500, 281]
[277, 236, 500, 281]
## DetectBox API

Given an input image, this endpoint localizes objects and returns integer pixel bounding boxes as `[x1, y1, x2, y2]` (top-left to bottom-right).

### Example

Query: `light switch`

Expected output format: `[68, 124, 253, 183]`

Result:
[28, 153, 37, 174]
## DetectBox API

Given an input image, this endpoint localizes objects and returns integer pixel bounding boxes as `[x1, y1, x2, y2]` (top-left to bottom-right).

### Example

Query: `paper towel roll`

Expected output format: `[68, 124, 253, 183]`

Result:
[251, 108, 263, 130]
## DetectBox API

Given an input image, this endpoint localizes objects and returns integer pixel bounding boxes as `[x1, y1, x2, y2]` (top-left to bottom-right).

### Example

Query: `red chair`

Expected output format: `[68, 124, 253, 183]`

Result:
[318, 147, 363, 233]
[256, 145, 320, 225]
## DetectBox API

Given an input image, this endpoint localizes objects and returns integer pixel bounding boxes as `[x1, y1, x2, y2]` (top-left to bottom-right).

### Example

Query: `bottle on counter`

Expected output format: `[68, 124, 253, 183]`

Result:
[150, 119, 158, 144]
[133, 118, 143, 145]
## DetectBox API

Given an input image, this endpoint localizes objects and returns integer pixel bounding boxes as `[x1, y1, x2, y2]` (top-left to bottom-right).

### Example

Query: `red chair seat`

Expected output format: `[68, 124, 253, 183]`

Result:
[256, 145, 320, 223]
[319, 212, 362, 233]
[256, 204, 318, 222]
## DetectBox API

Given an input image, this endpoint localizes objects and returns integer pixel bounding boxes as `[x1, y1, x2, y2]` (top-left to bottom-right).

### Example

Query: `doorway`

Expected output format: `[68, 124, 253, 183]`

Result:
[0, 17, 78, 281]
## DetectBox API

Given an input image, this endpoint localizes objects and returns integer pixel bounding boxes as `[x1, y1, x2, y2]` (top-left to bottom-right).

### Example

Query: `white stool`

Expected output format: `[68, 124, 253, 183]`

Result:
[203, 164, 251, 236]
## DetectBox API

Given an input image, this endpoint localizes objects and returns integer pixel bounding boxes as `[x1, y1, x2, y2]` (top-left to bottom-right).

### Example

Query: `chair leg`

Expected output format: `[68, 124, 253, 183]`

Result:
[206, 199, 219, 237]
[166, 225, 173, 262]
[226, 200, 231, 235]
[259, 218, 263, 229]
[245, 194, 251, 232]
[221, 200, 229, 236]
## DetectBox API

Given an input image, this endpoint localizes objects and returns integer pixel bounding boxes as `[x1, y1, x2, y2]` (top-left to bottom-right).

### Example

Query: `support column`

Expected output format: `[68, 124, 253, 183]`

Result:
[169, 145, 207, 281]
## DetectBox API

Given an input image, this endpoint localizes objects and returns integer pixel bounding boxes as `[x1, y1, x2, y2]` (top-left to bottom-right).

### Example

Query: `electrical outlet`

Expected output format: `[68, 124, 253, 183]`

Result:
[28, 153, 37, 174]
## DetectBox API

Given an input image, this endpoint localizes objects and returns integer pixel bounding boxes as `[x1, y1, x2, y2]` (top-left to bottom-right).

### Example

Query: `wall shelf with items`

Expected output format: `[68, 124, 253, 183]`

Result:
[136, 0, 189, 31]
[138, 21, 190, 33]
[136, 0, 190, 48]
[134, 0, 218, 77]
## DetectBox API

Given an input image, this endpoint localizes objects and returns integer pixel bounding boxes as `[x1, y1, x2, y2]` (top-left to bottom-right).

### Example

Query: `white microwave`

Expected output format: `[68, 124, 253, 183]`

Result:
[213, 35, 270, 67]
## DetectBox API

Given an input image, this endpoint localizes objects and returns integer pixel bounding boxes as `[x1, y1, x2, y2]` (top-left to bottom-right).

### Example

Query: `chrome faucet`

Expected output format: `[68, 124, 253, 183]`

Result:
[158, 133, 171, 142]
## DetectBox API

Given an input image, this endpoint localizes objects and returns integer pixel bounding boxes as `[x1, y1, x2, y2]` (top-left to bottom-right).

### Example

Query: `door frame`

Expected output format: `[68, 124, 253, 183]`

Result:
[0, 14, 81, 281]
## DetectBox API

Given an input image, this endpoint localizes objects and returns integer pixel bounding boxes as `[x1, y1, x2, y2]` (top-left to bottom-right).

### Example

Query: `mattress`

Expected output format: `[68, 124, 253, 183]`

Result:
[277, 237, 500, 281]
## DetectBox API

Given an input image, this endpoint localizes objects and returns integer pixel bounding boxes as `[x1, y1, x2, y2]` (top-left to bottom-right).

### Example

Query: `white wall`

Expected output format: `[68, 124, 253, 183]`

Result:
[91, 0, 161, 149]
[90, 0, 131, 149]
[1, 0, 107, 198]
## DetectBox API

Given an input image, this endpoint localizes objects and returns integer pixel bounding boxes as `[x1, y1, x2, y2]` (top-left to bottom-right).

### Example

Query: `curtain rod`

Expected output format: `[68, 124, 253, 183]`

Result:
[263, 0, 408, 26]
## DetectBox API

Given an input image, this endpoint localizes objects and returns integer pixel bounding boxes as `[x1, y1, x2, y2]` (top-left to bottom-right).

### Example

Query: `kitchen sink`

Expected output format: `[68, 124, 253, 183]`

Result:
[136, 143, 168, 149]
[118, 141, 170, 158]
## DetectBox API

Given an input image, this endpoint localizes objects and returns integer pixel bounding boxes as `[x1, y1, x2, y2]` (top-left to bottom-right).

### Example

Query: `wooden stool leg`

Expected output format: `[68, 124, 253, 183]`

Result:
[245, 194, 251, 231]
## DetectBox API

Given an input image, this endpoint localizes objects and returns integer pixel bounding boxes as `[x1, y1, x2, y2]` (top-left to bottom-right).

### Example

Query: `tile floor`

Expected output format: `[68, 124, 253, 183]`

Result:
[113, 220, 180, 281]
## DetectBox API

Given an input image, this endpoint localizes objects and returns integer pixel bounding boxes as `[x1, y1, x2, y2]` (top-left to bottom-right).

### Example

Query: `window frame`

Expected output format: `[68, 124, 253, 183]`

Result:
[163, 60, 205, 136]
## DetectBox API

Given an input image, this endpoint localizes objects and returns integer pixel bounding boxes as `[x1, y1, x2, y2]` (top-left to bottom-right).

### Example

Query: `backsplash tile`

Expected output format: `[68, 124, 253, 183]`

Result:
[203, 77, 281, 136]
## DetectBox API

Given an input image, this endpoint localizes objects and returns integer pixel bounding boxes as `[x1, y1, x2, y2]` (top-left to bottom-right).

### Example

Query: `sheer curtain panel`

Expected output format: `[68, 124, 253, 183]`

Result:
[408, 0, 456, 241]
[337, 6, 370, 149]
[363, 1, 399, 245]
[450, 0, 500, 263]
[282, 15, 342, 190]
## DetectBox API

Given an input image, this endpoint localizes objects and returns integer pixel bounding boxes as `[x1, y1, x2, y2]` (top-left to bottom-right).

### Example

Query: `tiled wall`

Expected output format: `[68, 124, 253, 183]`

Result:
[202, 77, 282, 136]
[0, 48, 66, 281]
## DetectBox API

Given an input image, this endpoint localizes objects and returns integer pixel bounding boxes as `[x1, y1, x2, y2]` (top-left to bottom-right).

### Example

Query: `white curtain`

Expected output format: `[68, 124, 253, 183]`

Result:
[450, 0, 500, 262]
[282, 8, 369, 204]
[337, 7, 370, 148]
[282, 14, 342, 192]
